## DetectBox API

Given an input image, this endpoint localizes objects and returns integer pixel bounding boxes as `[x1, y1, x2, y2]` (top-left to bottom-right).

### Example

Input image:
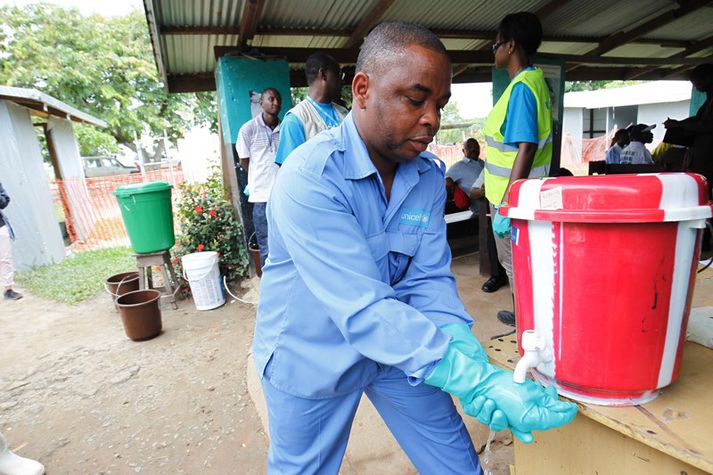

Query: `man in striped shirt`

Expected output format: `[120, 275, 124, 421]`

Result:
[236, 88, 282, 267]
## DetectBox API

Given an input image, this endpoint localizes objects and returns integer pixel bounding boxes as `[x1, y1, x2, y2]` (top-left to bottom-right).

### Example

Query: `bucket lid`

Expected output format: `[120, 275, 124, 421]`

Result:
[114, 181, 172, 197]
[501, 173, 713, 223]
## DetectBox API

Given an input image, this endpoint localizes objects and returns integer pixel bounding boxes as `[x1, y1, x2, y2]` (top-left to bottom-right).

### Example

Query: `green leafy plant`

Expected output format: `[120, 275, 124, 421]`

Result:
[174, 171, 249, 297]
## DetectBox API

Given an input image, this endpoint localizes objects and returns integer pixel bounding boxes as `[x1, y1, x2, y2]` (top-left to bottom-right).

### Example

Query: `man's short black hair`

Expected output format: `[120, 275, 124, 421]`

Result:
[690, 64, 713, 84]
[464, 137, 479, 150]
[356, 20, 448, 75]
[305, 52, 340, 85]
[497, 12, 543, 56]
[261, 87, 281, 99]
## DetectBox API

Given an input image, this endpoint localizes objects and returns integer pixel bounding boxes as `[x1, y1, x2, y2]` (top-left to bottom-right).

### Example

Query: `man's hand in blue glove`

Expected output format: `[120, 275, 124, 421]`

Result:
[426, 324, 577, 443]
[492, 208, 511, 238]
[461, 373, 576, 443]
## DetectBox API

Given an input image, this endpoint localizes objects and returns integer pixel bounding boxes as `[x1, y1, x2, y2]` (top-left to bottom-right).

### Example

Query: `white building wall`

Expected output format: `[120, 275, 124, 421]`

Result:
[637, 100, 691, 145]
[0, 100, 65, 270]
[562, 107, 583, 164]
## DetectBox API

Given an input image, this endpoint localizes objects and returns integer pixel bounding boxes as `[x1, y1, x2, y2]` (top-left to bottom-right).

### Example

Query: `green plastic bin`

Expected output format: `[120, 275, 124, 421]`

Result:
[114, 181, 175, 253]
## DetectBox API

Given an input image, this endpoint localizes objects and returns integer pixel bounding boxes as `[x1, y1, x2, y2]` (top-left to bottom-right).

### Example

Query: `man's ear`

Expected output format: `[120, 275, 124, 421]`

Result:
[352, 72, 369, 109]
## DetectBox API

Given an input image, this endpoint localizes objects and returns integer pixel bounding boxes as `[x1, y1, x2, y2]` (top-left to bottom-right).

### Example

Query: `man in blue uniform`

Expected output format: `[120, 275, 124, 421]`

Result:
[253, 21, 577, 474]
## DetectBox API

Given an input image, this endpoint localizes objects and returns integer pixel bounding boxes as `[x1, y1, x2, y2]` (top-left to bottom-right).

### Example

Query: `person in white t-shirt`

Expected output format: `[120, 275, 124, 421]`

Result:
[236, 88, 282, 266]
[620, 124, 655, 165]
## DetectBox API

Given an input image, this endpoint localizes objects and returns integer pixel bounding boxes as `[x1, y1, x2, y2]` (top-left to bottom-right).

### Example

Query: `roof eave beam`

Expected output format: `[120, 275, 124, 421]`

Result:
[345, 0, 396, 48]
[237, 0, 266, 48]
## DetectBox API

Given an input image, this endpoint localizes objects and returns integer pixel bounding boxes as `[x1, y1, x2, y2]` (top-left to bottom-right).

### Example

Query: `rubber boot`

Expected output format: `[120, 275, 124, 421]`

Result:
[0, 432, 45, 475]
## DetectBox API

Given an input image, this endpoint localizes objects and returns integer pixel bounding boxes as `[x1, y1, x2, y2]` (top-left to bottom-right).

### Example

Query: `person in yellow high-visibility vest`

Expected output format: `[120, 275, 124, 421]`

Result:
[483, 12, 552, 326]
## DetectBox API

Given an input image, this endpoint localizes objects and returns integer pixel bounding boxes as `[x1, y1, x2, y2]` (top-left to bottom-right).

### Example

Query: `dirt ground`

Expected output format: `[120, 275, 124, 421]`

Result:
[0, 284, 267, 474]
[2, 248, 711, 474]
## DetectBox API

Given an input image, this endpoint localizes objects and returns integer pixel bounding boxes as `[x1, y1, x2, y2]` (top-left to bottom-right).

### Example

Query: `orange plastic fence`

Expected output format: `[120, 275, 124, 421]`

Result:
[50, 169, 185, 252]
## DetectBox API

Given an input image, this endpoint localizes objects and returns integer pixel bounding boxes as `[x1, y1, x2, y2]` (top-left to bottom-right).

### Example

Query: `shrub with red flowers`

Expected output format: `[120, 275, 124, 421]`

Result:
[174, 171, 249, 297]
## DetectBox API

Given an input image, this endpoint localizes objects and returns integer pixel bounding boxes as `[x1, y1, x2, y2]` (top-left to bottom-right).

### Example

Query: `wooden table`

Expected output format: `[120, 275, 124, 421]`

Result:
[485, 338, 713, 474]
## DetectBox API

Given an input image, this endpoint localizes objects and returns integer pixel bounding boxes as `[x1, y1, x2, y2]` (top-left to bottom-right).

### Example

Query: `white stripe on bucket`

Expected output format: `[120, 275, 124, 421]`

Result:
[528, 219, 556, 378]
[656, 174, 698, 387]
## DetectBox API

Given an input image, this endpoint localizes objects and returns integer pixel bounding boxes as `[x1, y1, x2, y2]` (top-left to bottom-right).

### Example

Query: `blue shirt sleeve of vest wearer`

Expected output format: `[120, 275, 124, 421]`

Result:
[274, 112, 306, 166]
[269, 165, 453, 380]
[502, 83, 539, 147]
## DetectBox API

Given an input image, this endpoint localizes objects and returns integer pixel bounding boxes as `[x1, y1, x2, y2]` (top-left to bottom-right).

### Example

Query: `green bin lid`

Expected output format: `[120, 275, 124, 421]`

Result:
[114, 181, 172, 197]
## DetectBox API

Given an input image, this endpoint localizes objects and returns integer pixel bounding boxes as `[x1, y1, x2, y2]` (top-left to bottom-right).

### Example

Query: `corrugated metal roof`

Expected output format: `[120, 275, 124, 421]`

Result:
[642, 5, 713, 41]
[603, 43, 685, 59]
[144, 0, 713, 92]
[251, 34, 346, 49]
[155, 0, 244, 27]
[543, 0, 675, 37]
[163, 34, 240, 74]
[381, 0, 549, 31]
[0, 86, 107, 127]
[261, 0, 377, 30]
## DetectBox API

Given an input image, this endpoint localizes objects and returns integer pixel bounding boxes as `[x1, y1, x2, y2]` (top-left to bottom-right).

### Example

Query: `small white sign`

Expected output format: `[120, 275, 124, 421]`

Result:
[540, 186, 563, 210]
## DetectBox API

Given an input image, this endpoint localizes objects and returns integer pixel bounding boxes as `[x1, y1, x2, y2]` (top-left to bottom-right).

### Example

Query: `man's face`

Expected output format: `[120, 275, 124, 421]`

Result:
[260, 90, 282, 116]
[642, 131, 654, 143]
[493, 33, 510, 70]
[355, 45, 451, 164]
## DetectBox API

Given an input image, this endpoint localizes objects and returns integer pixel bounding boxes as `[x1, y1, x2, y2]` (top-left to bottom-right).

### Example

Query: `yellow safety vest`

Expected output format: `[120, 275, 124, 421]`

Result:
[483, 68, 553, 204]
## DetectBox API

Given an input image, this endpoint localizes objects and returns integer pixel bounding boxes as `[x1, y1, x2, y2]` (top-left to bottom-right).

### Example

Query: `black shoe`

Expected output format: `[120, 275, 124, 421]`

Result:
[497, 310, 515, 327]
[4, 289, 23, 301]
[481, 275, 508, 293]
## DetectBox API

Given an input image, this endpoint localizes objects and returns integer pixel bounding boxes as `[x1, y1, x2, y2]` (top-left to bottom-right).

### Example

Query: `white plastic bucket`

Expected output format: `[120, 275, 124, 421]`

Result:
[181, 251, 225, 310]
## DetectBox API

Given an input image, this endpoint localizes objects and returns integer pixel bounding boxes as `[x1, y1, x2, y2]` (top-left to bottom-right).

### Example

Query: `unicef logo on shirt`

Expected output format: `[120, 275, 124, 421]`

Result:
[400, 208, 431, 228]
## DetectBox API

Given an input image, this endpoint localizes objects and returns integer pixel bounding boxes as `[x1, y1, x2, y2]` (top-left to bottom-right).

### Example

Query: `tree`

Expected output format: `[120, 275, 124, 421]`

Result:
[565, 80, 645, 93]
[0, 4, 216, 157]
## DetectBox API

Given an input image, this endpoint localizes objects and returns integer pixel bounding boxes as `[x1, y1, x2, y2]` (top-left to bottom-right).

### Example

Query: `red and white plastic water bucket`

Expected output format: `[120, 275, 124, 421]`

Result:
[501, 173, 712, 406]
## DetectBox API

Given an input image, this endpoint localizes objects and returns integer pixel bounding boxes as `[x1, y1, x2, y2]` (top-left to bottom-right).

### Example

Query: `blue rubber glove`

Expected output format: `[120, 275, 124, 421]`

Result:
[437, 324, 507, 428]
[426, 327, 578, 443]
[492, 208, 511, 238]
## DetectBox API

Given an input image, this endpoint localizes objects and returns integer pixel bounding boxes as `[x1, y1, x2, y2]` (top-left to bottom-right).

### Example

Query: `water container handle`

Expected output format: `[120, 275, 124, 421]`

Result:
[105, 274, 135, 299]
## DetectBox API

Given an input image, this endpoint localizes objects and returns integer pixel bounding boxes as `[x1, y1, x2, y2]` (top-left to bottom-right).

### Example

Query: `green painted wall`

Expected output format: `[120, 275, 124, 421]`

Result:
[215, 57, 293, 145]
[690, 87, 706, 115]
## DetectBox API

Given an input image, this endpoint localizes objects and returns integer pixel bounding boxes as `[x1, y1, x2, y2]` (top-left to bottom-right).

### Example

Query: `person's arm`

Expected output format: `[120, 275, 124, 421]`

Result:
[501, 84, 539, 204]
[469, 171, 485, 200]
[236, 124, 251, 173]
[0, 184, 9, 210]
[269, 166, 450, 378]
[503, 143, 537, 203]
[445, 177, 455, 194]
[274, 113, 306, 166]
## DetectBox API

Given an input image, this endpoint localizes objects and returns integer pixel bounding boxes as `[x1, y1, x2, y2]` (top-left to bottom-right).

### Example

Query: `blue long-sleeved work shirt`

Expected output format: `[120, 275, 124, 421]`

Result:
[253, 113, 473, 399]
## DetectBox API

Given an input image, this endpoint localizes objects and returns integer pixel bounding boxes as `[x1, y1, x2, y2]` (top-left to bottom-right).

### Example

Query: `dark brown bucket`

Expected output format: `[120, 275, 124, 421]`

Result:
[105, 272, 140, 304]
[248, 233, 262, 277]
[249, 247, 262, 277]
[116, 289, 162, 341]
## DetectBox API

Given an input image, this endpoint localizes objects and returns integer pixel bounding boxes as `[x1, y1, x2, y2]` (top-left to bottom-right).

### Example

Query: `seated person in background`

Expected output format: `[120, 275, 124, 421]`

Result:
[470, 173, 509, 293]
[444, 138, 483, 214]
[651, 142, 687, 171]
[605, 129, 630, 164]
[620, 124, 655, 165]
